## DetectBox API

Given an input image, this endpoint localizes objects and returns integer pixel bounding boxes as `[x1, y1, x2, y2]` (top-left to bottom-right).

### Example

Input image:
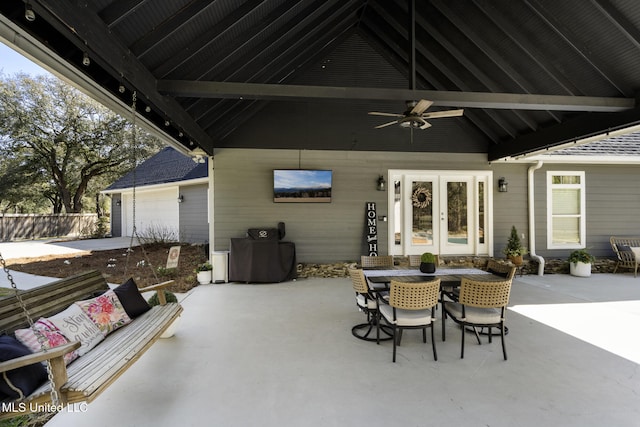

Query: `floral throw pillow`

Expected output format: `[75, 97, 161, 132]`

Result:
[75, 290, 132, 335]
[14, 318, 79, 365]
[47, 304, 105, 356]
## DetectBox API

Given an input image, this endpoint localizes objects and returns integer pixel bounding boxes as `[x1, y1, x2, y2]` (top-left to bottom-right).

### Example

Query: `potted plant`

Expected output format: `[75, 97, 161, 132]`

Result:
[568, 249, 595, 277]
[503, 225, 527, 266]
[196, 261, 213, 284]
[419, 252, 437, 274]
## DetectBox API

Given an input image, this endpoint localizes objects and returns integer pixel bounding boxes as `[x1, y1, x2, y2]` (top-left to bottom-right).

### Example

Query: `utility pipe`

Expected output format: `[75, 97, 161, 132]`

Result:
[528, 161, 545, 275]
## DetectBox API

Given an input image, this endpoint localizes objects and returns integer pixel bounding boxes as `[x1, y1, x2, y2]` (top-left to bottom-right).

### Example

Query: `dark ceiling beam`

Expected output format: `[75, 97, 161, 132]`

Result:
[359, 22, 504, 144]
[98, 0, 148, 28]
[365, 1, 519, 139]
[152, 0, 267, 78]
[488, 107, 640, 160]
[130, 0, 216, 58]
[591, 0, 640, 50]
[203, 17, 361, 138]
[39, 0, 213, 151]
[195, 0, 344, 83]
[411, 4, 521, 138]
[191, 1, 301, 82]
[158, 80, 634, 112]
[429, 0, 555, 130]
[197, 5, 362, 133]
[525, 0, 629, 97]
[472, 0, 584, 97]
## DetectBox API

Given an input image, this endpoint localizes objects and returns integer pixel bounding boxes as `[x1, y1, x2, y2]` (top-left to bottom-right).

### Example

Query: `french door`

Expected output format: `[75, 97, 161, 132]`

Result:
[389, 170, 492, 256]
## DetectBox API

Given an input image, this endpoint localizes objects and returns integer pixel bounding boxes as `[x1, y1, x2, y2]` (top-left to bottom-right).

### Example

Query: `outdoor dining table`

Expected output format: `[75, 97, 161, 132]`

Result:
[362, 266, 500, 290]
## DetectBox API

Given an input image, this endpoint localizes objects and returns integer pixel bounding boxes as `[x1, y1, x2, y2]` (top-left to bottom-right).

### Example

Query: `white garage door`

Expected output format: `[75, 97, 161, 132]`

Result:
[121, 188, 179, 238]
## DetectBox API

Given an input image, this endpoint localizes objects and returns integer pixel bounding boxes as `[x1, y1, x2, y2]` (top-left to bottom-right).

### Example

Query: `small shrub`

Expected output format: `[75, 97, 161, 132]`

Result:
[138, 223, 179, 245]
[196, 262, 212, 272]
[420, 252, 436, 263]
[156, 266, 178, 278]
[147, 290, 178, 306]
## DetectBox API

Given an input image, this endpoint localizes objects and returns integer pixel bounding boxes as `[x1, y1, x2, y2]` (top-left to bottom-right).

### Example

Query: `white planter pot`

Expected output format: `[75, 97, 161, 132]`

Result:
[197, 270, 212, 284]
[160, 317, 180, 339]
[570, 261, 591, 277]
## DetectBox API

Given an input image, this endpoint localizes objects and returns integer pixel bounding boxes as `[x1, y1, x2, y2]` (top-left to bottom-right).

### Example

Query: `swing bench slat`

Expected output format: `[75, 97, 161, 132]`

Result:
[0, 270, 182, 419]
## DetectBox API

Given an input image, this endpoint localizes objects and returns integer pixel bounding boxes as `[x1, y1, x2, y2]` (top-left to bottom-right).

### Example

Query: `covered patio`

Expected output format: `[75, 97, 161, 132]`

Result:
[43, 273, 640, 427]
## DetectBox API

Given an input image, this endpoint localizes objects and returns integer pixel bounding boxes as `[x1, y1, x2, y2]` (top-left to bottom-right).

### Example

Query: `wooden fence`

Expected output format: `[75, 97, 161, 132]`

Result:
[0, 214, 98, 242]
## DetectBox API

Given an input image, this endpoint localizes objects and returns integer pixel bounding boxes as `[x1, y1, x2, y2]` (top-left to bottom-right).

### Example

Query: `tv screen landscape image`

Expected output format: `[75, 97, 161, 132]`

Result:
[273, 169, 332, 203]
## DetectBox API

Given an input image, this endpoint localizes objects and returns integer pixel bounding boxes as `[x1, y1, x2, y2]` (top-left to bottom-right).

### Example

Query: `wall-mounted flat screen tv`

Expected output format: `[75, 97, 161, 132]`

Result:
[273, 169, 332, 203]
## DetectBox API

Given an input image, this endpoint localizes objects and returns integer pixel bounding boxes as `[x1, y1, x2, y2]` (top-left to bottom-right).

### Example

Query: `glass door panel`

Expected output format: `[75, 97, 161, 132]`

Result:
[440, 177, 473, 254]
[403, 176, 438, 254]
[388, 170, 492, 257]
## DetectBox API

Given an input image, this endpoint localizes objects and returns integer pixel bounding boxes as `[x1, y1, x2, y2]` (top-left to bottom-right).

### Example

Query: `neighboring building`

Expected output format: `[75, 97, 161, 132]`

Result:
[103, 147, 209, 244]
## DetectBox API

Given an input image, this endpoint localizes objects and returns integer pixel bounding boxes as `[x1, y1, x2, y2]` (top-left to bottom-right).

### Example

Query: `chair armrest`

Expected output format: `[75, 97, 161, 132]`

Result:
[0, 341, 81, 373]
[139, 280, 176, 305]
[138, 280, 175, 293]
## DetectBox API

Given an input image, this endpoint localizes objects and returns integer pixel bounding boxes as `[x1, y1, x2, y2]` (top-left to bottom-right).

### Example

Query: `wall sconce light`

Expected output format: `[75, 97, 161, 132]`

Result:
[115, 200, 121, 206]
[82, 52, 90, 66]
[25, 4, 35, 21]
[118, 84, 126, 93]
[377, 175, 386, 191]
[177, 195, 184, 203]
[498, 177, 508, 192]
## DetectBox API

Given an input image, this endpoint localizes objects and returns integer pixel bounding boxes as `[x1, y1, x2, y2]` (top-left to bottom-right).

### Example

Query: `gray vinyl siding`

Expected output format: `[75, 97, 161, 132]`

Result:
[213, 149, 498, 263]
[178, 183, 209, 244]
[212, 149, 640, 263]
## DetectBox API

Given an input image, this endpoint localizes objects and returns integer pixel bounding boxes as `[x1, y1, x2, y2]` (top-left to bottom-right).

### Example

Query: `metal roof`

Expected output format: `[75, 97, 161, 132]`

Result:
[3, 0, 640, 161]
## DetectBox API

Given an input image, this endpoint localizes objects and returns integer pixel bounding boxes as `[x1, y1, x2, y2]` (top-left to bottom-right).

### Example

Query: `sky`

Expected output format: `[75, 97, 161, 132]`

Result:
[0, 41, 50, 76]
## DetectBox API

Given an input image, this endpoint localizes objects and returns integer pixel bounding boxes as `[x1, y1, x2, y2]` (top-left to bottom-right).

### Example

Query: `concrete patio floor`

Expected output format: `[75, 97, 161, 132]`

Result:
[37, 271, 640, 427]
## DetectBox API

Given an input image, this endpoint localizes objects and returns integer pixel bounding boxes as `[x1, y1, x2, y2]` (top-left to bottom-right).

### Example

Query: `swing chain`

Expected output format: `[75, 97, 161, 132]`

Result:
[122, 91, 161, 284]
[0, 251, 60, 406]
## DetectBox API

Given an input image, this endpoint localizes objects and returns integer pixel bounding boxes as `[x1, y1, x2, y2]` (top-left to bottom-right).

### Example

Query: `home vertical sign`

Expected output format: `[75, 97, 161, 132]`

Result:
[364, 202, 378, 256]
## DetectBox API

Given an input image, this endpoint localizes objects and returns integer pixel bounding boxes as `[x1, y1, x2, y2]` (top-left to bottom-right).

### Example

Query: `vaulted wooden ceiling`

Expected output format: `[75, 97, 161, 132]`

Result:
[2, 0, 640, 161]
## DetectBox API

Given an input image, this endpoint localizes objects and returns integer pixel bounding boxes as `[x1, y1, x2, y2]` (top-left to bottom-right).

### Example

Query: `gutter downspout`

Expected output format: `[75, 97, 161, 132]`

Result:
[528, 161, 545, 275]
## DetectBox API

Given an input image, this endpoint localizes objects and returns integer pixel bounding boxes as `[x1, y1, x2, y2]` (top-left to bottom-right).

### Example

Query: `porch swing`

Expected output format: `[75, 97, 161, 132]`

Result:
[0, 91, 183, 420]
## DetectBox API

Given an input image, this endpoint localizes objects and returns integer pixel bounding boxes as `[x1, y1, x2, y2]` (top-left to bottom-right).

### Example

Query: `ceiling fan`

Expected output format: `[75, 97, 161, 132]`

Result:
[368, 0, 463, 132]
[368, 99, 464, 130]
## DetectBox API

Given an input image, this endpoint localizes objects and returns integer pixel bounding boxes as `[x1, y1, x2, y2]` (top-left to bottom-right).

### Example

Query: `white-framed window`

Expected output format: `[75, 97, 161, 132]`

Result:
[546, 171, 585, 249]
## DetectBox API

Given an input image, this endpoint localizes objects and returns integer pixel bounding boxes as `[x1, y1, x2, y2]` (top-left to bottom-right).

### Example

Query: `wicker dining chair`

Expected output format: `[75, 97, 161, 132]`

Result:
[360, 255, 394, 268]
[442, 278, 512, 360]
[348, 268, 384, 341]
[408, 254, 440, 267]
[485, 259, 516, 280]
[378, 279, 441, 362]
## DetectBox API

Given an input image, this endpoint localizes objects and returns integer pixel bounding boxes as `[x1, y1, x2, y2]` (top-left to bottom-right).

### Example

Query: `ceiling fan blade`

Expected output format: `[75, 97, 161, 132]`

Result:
[375, 120, 399, 129]
[422, 109, 464, 119]
[419, 120, 432, 130]
[369, 112, 404, 117]
[411, 99, 433, 115]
